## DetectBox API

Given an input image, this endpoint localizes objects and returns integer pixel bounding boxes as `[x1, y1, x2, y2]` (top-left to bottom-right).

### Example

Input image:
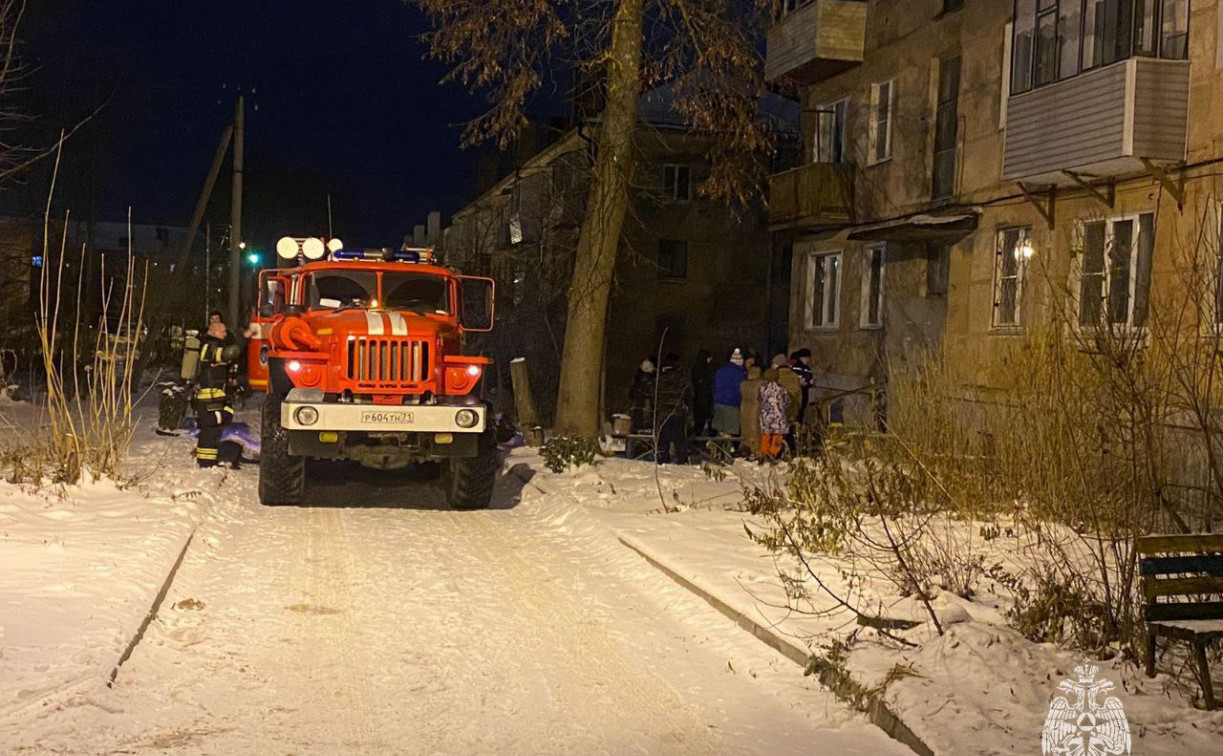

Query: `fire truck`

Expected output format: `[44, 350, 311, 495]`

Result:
[251, 236, 497, 509]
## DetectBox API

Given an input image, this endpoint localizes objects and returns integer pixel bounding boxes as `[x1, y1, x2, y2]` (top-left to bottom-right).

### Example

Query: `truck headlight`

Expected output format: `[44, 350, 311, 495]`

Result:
[295, 406, 320, 426]
[455, 409, 479, 428]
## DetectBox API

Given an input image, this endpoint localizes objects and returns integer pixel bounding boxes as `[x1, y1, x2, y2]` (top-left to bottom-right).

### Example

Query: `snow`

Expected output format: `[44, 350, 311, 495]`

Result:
[4, 404, 1218, 754]
[512, 453, 1223, 755]
[0, 404, 906, 754]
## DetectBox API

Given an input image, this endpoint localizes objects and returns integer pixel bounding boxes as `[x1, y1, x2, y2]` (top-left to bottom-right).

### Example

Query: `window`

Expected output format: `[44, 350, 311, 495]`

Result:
[383, 273, 451, 314]
[807, 251, 842, 329]
[861, 244, 885, 329]
[870, 80, 895, 164]
[927, 244, 951, 296]
[993, 227, 1032, 328]
[658, 239, 688, 281]
[1076, 213, 1154, 328]
[663, 164, 692, 201]
[932, 57, 961, 200]
[1014, 0, 1187, 93]
[815, 98, 849, 164]
[944, 0, 965, 11]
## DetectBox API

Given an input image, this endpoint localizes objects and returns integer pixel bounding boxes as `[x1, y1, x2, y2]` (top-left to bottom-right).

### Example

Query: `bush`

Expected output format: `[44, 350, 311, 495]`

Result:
[540, 434, 600, 473]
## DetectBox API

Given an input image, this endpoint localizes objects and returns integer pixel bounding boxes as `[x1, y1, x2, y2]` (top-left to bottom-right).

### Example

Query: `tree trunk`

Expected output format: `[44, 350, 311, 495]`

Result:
[553, 0, 643, 437]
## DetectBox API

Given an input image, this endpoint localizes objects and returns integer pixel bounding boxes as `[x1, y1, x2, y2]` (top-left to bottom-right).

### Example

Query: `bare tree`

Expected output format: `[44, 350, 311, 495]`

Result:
[419, 0, 774, 436]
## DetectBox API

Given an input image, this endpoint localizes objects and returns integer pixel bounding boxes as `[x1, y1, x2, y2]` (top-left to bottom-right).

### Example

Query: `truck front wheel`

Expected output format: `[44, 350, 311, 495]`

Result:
[259, 392, 306, 506]
[443, 427, 498, 510]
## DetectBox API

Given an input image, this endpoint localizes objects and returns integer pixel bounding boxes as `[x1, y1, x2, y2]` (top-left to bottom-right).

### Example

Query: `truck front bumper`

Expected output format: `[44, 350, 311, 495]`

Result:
[281, 388, 487, 433]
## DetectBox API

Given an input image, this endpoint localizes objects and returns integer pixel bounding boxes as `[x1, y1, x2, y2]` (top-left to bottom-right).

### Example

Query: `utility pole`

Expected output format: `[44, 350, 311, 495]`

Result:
[227, 95, 245, 329]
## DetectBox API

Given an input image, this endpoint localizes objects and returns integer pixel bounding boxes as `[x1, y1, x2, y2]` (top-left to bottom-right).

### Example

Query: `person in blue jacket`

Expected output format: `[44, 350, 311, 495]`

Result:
[711, 348, 747, 437]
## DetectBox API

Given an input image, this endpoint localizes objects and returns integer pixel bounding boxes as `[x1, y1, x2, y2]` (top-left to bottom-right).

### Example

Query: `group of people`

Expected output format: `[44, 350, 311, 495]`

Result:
[627, 347, 816, 464]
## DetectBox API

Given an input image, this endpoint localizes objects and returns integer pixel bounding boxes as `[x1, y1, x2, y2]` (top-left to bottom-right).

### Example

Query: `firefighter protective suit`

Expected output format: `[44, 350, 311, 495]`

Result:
[194, 337, 239, 467]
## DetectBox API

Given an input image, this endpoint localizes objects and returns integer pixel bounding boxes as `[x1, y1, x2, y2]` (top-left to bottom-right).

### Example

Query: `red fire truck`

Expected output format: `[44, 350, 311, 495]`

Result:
[252, 236, 497, 509]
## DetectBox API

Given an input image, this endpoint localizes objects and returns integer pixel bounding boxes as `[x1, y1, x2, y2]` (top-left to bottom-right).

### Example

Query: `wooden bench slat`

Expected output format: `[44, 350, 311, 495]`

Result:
[1137, 534, 1223, 555]
[1140, 556, 1223, 576]
[1144, 576, 1223, 599]
[1144, 601, 1223, 622]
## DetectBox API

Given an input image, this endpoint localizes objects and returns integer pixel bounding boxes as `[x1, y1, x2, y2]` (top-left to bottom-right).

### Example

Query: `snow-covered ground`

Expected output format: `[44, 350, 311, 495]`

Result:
[4, 401, 1219, 755]
[515, 454, 1223, 755]
[0, 403, 907, 755]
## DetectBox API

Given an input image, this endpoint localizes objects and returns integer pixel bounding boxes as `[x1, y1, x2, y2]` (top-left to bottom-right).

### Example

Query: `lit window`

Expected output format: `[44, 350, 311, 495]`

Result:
[993, 228, 1032, 329]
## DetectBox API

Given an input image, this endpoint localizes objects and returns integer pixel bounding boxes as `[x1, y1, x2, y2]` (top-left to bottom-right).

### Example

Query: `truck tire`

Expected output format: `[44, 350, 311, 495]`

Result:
[259, 392, 305, 506]
[443, 427, 498, 510]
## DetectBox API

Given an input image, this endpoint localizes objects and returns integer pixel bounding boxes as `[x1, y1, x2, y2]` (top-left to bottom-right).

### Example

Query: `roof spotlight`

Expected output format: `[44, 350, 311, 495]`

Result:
[327, 238, 344, 253]
[276, 237, 300, 259]
[301, 237, 326, 260]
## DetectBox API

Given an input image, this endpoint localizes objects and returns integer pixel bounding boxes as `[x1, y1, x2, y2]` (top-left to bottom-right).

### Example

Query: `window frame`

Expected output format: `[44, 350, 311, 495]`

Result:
[869, 79, 895, 165]
[1073, 212, 1155, 331]
[932, 56, 961, 200]
[992, 227, 1032, 331]
[662, 164, 692, 202]
[860, 244, 886, 329]
[807, 250, 843, 331]
[814, 97, 849, 165]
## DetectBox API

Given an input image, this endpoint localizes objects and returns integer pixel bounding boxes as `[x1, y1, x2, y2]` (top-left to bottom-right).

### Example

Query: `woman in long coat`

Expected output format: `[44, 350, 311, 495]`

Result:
[739, 365, 765, 457]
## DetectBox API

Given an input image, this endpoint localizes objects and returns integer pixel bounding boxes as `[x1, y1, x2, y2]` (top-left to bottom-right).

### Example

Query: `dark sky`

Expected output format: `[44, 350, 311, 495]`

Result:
[10, 0, 501, 247]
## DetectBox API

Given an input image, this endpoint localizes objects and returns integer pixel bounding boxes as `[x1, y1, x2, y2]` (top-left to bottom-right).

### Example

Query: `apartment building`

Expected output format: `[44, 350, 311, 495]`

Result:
[446, 93, 799, 421]
[768, 0, 1209, 422]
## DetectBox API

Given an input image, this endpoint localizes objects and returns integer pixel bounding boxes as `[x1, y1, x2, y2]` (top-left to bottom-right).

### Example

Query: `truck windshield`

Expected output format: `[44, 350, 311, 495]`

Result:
[383, 272, 449, 314]
[309, 271, 377, 309]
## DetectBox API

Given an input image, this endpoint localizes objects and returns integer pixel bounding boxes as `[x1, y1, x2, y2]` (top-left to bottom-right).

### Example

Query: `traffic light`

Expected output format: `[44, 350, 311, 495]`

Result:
[246, 251, 261, 266]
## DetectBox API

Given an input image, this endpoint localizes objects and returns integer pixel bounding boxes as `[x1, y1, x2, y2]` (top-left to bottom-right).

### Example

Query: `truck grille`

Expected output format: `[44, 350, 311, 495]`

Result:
[347, 338, 431, 386]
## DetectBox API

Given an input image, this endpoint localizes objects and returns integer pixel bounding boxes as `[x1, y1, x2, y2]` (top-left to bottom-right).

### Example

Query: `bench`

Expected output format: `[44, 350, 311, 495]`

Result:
[1139, 533, 1223, 710]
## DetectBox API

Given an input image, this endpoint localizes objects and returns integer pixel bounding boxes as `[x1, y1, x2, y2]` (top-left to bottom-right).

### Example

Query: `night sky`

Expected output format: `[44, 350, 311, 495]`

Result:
[10, 0, 499, 247]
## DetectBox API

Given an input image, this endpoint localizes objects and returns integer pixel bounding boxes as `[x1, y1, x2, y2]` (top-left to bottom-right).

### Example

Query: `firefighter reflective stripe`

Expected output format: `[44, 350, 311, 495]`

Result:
[196, 388, 226, 400]
[386, 312, 408, 336]
[196, 447, 218, 460]
[365, 311, 385, 335]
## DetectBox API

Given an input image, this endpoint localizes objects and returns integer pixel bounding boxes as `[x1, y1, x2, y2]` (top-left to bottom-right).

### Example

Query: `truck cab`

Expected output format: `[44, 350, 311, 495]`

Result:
[256, 237, 497, 509]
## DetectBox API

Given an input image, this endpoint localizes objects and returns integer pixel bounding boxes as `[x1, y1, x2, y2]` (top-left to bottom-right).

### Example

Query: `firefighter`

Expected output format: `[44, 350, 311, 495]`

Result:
[193, 322, 240, 467]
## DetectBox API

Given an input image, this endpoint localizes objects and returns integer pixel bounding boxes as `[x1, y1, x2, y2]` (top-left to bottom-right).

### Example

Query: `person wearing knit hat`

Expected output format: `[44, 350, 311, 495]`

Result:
[712, 348, 748, 438]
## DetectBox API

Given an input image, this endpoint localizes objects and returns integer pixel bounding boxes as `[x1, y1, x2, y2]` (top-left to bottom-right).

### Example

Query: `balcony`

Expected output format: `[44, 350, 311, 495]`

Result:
[1003, 57, 1189, 185]
[768, 162, 854, 231]
[765, 0, 867, 86]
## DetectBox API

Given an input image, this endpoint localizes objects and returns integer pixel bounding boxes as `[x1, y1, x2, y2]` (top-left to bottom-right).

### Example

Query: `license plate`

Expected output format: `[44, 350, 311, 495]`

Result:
[360, 411, 413, 424]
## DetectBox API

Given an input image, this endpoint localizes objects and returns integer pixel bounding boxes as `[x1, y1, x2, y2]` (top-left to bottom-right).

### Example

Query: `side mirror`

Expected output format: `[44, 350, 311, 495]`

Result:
[458, 276, 495, 333]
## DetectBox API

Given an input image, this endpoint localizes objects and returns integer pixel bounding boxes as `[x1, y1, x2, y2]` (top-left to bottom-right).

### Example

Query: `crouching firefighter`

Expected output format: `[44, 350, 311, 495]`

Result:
[189, 323, 241, 467]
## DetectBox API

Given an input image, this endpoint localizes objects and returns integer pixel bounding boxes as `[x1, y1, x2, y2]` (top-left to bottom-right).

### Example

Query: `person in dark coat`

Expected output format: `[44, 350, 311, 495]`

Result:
[628, 357, 656, 431]
[193, 323, 239, 467]
[790, 348, 815, 424]
[689, 349, 715, 436]
[654, 353, 692, 464]
[712, 348, 747, 437]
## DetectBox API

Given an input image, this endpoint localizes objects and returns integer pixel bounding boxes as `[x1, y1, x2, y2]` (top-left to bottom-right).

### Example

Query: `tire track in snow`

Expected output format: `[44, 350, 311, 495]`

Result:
[452, 509, 718, 754]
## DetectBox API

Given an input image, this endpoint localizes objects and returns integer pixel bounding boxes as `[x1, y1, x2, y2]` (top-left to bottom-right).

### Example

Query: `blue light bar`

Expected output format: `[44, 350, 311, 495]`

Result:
[389, 250, 420, 262]
[332, 249, 380, 260]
